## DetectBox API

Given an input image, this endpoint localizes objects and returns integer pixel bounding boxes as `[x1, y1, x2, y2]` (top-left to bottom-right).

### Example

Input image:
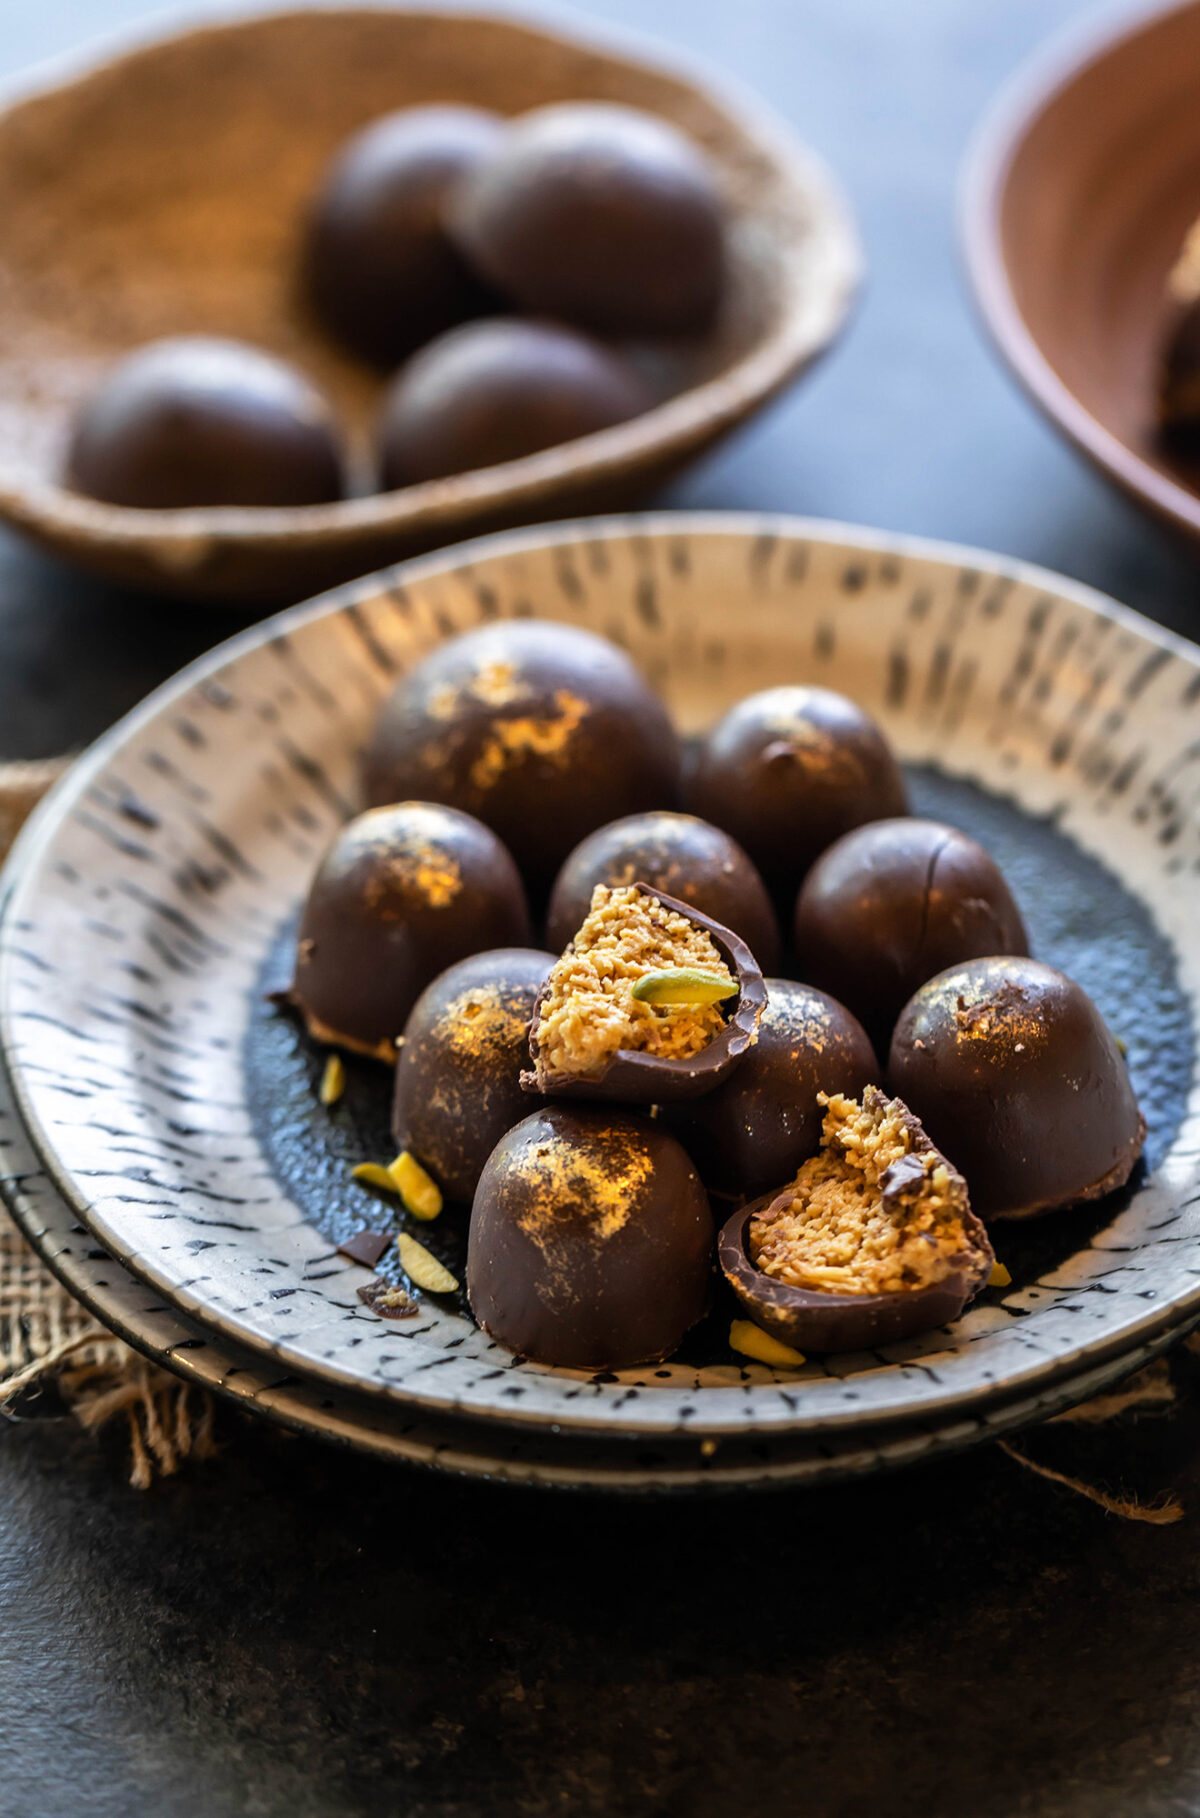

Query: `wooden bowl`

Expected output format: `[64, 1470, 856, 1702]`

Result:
[962, 0, 1200, 551]
[0, 8, 860, 605]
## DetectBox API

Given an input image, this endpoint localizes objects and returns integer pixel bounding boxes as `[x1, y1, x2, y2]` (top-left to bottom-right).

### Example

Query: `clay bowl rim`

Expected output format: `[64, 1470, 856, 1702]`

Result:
[959, 0, 1200, 545]
[0, 2, 862, 576]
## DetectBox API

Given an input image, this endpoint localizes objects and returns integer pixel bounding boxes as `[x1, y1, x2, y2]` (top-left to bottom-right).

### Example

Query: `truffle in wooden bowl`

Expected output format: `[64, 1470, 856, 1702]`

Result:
[0, 7, 860, 603]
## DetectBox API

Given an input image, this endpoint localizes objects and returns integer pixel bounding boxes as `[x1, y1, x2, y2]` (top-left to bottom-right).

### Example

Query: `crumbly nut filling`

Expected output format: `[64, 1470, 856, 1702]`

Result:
[535, 884, 735, 1080]
[749, 1088, 971, 1296]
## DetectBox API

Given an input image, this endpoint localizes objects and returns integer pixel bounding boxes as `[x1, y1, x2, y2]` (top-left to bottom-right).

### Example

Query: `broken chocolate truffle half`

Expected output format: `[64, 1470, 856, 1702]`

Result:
[888, 956, 1146, 1221]
[468, 1104, 714, 1369]
[718, 1087, 993, 1354]
[283, 801, 530, 1061]
[523, 882, 766, 1103]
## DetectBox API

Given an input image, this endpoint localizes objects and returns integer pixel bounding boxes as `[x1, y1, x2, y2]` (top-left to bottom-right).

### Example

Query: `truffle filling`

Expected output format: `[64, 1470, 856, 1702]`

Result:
[535, 884, 735, 1079]
[748, 1088, 971, 1296]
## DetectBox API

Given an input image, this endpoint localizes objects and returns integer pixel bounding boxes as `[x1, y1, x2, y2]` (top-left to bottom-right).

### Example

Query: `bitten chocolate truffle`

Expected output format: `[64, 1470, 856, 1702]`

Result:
[794, 817, 1028, 1051]
[718, 1088, 993, 1354]
[664, 980, 877, 1198]
[285, 802, 530, 1060]
[362, 620, 682, 893]
[450, 102, 726, 335]
[888, 957, 1146, 1221]
[376, 318, 649, 488]
[65, 337, 344, 509]
[468, 1105, 714, 1368]
[687, 686, 908, 895]
[392, 946, 554, 1201]
[304, 105, 504, 368]
[524, 883, 766, 1103]
[546, 811, 781, 973]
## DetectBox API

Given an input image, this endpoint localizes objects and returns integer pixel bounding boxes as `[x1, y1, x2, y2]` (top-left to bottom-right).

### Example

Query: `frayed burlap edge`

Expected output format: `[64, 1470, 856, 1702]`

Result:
[0, 757, 217, 1487]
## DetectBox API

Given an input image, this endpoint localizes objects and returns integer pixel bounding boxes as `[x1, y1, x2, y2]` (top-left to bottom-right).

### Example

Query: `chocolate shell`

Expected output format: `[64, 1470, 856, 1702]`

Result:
[284, 802, 530, 1061]
[524, 884, 767, 1103]
[794, 817, 1028, 1053]
[888, 956, 1146, 1221]
[719, 1193, 992, 1354]
[392, 946, 554, 1201]
[468, 1105, 714, 1368]
[663, 980, 877, 1198]
[546, 811, 781, 973]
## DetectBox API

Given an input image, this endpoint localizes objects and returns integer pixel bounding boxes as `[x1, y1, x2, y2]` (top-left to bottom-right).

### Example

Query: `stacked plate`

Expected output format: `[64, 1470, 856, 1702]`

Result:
[2, 514, 1198, 1491]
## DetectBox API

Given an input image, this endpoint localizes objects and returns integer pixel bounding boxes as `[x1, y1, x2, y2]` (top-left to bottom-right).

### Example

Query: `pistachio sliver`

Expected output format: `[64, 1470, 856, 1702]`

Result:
[351, 1162, 399, 1194]
[389, 1150, 443, 1221]
[729, 1318, 806, 1369]
[396, 1232, 458, 1295]
[319, 1053, 345, 1106]
[989, 1261, 1012, 1288]
[631, 966, 737, 1007]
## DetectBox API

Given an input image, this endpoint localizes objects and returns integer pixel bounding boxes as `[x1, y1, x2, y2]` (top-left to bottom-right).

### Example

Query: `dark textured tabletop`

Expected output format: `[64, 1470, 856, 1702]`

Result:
[4, 3, 1200, 1815]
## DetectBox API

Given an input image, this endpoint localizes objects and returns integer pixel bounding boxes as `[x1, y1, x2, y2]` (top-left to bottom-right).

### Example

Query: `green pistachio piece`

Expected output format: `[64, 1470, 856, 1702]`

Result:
[630, 967, 736, 1006]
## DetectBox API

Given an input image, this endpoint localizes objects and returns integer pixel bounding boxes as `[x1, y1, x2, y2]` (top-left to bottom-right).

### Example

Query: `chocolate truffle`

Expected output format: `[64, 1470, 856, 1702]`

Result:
[304, 105, 504, 368]
[888, 957, 1146, 1221]
[65, 337, 344, 509]
[687, 687, 908, 896]
[285, 802, 530, 1060]
[376, 318, 649, 488]
[1159, 213, 1200, 454]
[392, 946, 554, 1201]
[718, 1088, 993, 1354]
[450, 102, 726, 335]
[524, 883, 766, 1103]
[468, 1104, 713, 1368]
[546, 811, 781, 973]
[664, 980, 877, 1198]
[362, 619, 682, 893]
[794, 818, 1028, 1052]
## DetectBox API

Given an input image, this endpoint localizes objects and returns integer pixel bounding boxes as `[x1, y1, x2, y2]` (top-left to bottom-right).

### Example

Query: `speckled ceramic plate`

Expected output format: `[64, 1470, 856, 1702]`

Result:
[2, 1039, 1190, 1491]
[0, 515, 1198, 1447]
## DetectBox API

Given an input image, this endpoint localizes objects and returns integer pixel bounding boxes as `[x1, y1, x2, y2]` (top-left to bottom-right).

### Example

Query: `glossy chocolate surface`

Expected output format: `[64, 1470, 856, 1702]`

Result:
[664, 979, 877, 1197]
[361, 620, 682, 894]
[794, 817, 1028, 1051]
[392, 946, 554, 1201]
[65, 336, 344, 509]
[524, 883, 767, 1103]
[376, 317, 649, 488]
[467, 1104, 714, 1368]
[687, 685, 908, 895]
[888, 956, 1146, 1220]
[450, 101, 725, 335]
[304, 105, 504, 368]
[287, 802, 530, 1060]
[546, 810, 781, 972]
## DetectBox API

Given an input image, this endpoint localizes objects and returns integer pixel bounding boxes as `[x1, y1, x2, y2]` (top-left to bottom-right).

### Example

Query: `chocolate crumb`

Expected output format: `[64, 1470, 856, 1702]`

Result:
[357, 1279, 420, 1318]
[338, 1230, 392, 1268]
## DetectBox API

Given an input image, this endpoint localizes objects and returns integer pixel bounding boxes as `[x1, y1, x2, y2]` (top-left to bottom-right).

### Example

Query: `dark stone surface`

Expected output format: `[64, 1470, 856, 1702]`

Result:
[4, 3, 1200, 1814]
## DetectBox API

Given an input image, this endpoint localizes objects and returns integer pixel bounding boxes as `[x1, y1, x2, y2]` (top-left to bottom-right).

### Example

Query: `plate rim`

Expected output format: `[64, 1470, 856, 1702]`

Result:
[2, 509, 1199, 1440]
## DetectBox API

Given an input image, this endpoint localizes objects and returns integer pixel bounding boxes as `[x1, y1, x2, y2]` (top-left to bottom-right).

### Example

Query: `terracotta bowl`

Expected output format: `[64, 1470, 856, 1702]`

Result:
[0, 7, 860, 605]
[962, 0, 1200, 550]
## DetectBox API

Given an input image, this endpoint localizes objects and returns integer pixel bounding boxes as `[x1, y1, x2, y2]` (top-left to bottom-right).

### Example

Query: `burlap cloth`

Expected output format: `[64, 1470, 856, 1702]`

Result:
[0, 762, 1189, 1506]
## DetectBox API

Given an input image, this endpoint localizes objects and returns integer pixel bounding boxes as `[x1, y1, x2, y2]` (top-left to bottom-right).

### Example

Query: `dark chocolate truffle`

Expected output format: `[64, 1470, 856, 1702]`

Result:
[664, 979, 877, 1198]
[687, 686, 908, 896]
[524, 882, 766, 1104]
[376, 317, 649, 488]
[392, 946, 554, 1201]
[888, 957, 1146, 1221]
[546, 811, 781, 972]
[362, 620, 682, 893]
[305, 105, 504, 368]
[468, 1104, 713, 1368]
[286, 802, 530, 1060]
[794, 817, 1028, 1052]
[718, 1087, 993, 1354]
[65, 337, 344, 509]
[450, 102, 726, 335]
